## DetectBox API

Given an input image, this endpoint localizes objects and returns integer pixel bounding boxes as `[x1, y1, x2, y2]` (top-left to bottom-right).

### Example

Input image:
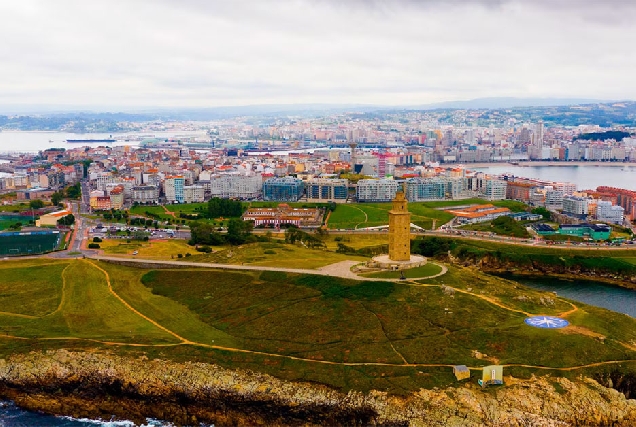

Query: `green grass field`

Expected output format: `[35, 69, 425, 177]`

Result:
[185, 241, 369, 268]
[326, 199, 526, 231]
[360, 263, 443, 279]
[0, 231, 63, 255]
[1, 257, 636, 394]
[326, 202, 455, 230]
[99, 239, 197, 258]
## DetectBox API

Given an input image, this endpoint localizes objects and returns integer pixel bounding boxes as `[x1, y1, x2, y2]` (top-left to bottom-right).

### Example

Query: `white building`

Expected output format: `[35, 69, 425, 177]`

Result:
[132, 185, 159, 204]
[209, 174, 262, 199]
[545, 189, 564, 210]
[356, 179, 399, 202]
[596, 200, 624, 224]
[164, 176, 185, 203]
[562, 195, 589, 217]
[481, 178, 507, 201]
[184, 185, 205, 203]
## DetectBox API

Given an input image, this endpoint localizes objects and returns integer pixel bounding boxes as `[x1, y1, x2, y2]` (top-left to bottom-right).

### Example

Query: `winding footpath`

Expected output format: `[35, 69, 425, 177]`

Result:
[2, 255, 635, 374]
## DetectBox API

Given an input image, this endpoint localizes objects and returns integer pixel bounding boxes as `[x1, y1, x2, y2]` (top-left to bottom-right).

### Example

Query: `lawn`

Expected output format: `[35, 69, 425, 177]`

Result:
[0, 260, 179, 344]
[98, 238, 198, 259]
[2, 257, 636, 394]
[185, 241, 369, 268]
[326, 202, 455, 230]
[360, 262, 443, 279]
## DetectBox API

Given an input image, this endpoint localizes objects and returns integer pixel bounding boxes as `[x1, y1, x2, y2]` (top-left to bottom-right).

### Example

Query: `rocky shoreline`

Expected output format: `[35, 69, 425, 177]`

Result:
[1, 350, 636, 426]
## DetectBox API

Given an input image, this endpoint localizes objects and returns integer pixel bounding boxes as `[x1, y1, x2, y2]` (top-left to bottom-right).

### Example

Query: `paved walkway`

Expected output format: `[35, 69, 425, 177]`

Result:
[88, 255, 448, 282]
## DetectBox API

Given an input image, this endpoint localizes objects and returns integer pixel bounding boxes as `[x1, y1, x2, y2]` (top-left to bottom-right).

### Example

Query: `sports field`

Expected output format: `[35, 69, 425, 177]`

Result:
[0, 230, 63, 255]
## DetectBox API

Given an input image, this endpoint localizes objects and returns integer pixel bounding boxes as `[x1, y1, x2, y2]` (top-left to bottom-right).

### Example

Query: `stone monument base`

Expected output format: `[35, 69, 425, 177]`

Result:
[368, 254, 427, 270]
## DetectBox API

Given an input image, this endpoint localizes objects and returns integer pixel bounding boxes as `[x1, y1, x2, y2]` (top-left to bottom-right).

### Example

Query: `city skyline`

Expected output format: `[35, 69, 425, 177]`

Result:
[1, 0, 635, 109]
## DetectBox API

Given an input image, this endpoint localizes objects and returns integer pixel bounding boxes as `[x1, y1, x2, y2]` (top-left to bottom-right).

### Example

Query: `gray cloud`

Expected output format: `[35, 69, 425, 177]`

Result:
[0, 0, 633, 108]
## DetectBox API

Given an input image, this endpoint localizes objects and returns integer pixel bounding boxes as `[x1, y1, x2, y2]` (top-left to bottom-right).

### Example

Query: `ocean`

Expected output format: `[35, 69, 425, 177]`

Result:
[472, 164, 636, 191]
[0, 131, 206, 154]
[0, 400, 173, 427]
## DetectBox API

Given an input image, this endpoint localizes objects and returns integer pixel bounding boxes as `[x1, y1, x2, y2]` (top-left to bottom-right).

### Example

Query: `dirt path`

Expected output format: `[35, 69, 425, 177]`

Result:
[161, 205, 177, 218]
[87, 260, 192, 344]
[3, 258, 634, 375]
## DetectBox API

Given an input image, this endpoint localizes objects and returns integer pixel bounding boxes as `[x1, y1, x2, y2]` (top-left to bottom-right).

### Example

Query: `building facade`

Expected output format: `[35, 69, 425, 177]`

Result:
[357, 179, 399, 202]
[262, 177, 305, 202]
[306, 178, 348, 203]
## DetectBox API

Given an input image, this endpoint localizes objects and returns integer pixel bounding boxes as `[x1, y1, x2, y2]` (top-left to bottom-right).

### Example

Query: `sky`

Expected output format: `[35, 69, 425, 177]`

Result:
[0, 0, 634, 110]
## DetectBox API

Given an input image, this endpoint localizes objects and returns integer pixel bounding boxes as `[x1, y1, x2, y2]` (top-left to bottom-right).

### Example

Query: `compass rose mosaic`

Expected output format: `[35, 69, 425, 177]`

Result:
[524, 316, 569, 329]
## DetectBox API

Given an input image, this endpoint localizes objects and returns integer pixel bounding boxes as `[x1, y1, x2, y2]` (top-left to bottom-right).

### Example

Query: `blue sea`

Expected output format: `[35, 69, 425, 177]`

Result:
[0, 401, 186, 427]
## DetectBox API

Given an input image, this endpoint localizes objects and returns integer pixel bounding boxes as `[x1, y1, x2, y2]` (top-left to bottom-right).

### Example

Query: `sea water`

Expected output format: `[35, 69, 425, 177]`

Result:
[0, 400, 209, 427]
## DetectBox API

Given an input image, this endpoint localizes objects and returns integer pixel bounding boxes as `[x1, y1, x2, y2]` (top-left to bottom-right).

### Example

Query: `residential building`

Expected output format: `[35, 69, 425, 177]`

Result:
[183, 185, 205, 203]
[596, 200, 624, 224]
[164, 176, 185, 203]
[562, 195, 589, 218]
[405, 178, 446, 201]
[208, 174, 262, 199]
[132, 185, 159, 205]
[262, 177, 305, 202]
[481, 178, 507, 201]
[356, 179, 400, 202]
[306, 178, 348, 202]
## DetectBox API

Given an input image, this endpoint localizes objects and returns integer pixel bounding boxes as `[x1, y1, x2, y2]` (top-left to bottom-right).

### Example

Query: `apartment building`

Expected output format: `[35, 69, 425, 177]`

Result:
[262, 177, 305, 202]
[306, 178, 348, 203]
[356, 179, 400, 202]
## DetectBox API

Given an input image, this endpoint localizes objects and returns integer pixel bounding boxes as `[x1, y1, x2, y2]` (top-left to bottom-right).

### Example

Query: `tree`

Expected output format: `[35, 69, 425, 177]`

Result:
[531, 207, 551, 221]
[189, 221, 225, 246]
[29, 199, 44, 209]
[65, 182, 81, 200]
[227, 218, 253, 245]
[51, 192, 63, 206]
[57, 214, 75, 226]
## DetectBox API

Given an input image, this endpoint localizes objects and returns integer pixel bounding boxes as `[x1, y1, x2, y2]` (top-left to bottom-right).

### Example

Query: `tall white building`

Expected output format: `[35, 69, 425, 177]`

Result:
[209, 174, 262, 199]
[481, 178, 507, 201]
[596, 200, 624, 224]
[164, 176, 185, 203]
[356, 179, 399, 202]
[562, 195, 589, 217]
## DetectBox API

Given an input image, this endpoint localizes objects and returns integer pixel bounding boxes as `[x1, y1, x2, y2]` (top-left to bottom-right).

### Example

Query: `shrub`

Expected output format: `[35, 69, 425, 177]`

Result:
[88, 243, 100, 249]
[196, 246, 213, 253]
[177, 253, 183, 258]
[263, 249, 276, 254]
[92, 237, 102, 243]
[185, 253, 191, 257]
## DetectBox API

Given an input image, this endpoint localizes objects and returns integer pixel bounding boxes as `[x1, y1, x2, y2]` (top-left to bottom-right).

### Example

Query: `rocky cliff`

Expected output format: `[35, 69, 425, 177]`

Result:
[1, 350, 636, 426]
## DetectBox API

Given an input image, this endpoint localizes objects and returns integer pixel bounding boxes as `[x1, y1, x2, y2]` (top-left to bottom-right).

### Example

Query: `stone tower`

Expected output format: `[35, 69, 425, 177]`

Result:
[388, 186, 411, 261]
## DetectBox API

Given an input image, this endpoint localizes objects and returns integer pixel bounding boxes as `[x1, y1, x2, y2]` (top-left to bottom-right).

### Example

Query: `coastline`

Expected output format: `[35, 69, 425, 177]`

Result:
[2, 350, 636, 426]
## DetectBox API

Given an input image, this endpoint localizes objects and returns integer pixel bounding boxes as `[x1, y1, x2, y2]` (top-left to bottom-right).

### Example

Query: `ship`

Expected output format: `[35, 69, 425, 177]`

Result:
[66, 139, 116, 143]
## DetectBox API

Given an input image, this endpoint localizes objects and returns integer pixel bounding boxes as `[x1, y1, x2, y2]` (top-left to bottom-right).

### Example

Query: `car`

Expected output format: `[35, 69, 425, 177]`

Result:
[132, 251, 138, 255]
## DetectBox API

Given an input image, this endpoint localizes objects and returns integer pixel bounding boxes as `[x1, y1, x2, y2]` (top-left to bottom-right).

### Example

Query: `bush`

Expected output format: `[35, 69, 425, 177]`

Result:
[92, 237, 102, 243]
[263, 249, 276, 254]
[88, 243, 100, 249]
[177, 253, 183, 258]
[196, 246, 213, 253]
[185, 253, 191, 257]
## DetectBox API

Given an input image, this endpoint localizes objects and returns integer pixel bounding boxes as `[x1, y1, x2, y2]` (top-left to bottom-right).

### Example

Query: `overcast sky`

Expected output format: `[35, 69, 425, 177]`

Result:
[0, 0, 634, 109]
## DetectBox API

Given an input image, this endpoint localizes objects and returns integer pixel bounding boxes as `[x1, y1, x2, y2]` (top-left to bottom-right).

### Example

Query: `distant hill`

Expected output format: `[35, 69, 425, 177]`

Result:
[408, 97, 611, 110]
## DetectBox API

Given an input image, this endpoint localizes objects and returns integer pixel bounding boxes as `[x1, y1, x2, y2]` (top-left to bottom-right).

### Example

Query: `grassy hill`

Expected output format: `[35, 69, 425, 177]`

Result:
[2, 257, 636, 394]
